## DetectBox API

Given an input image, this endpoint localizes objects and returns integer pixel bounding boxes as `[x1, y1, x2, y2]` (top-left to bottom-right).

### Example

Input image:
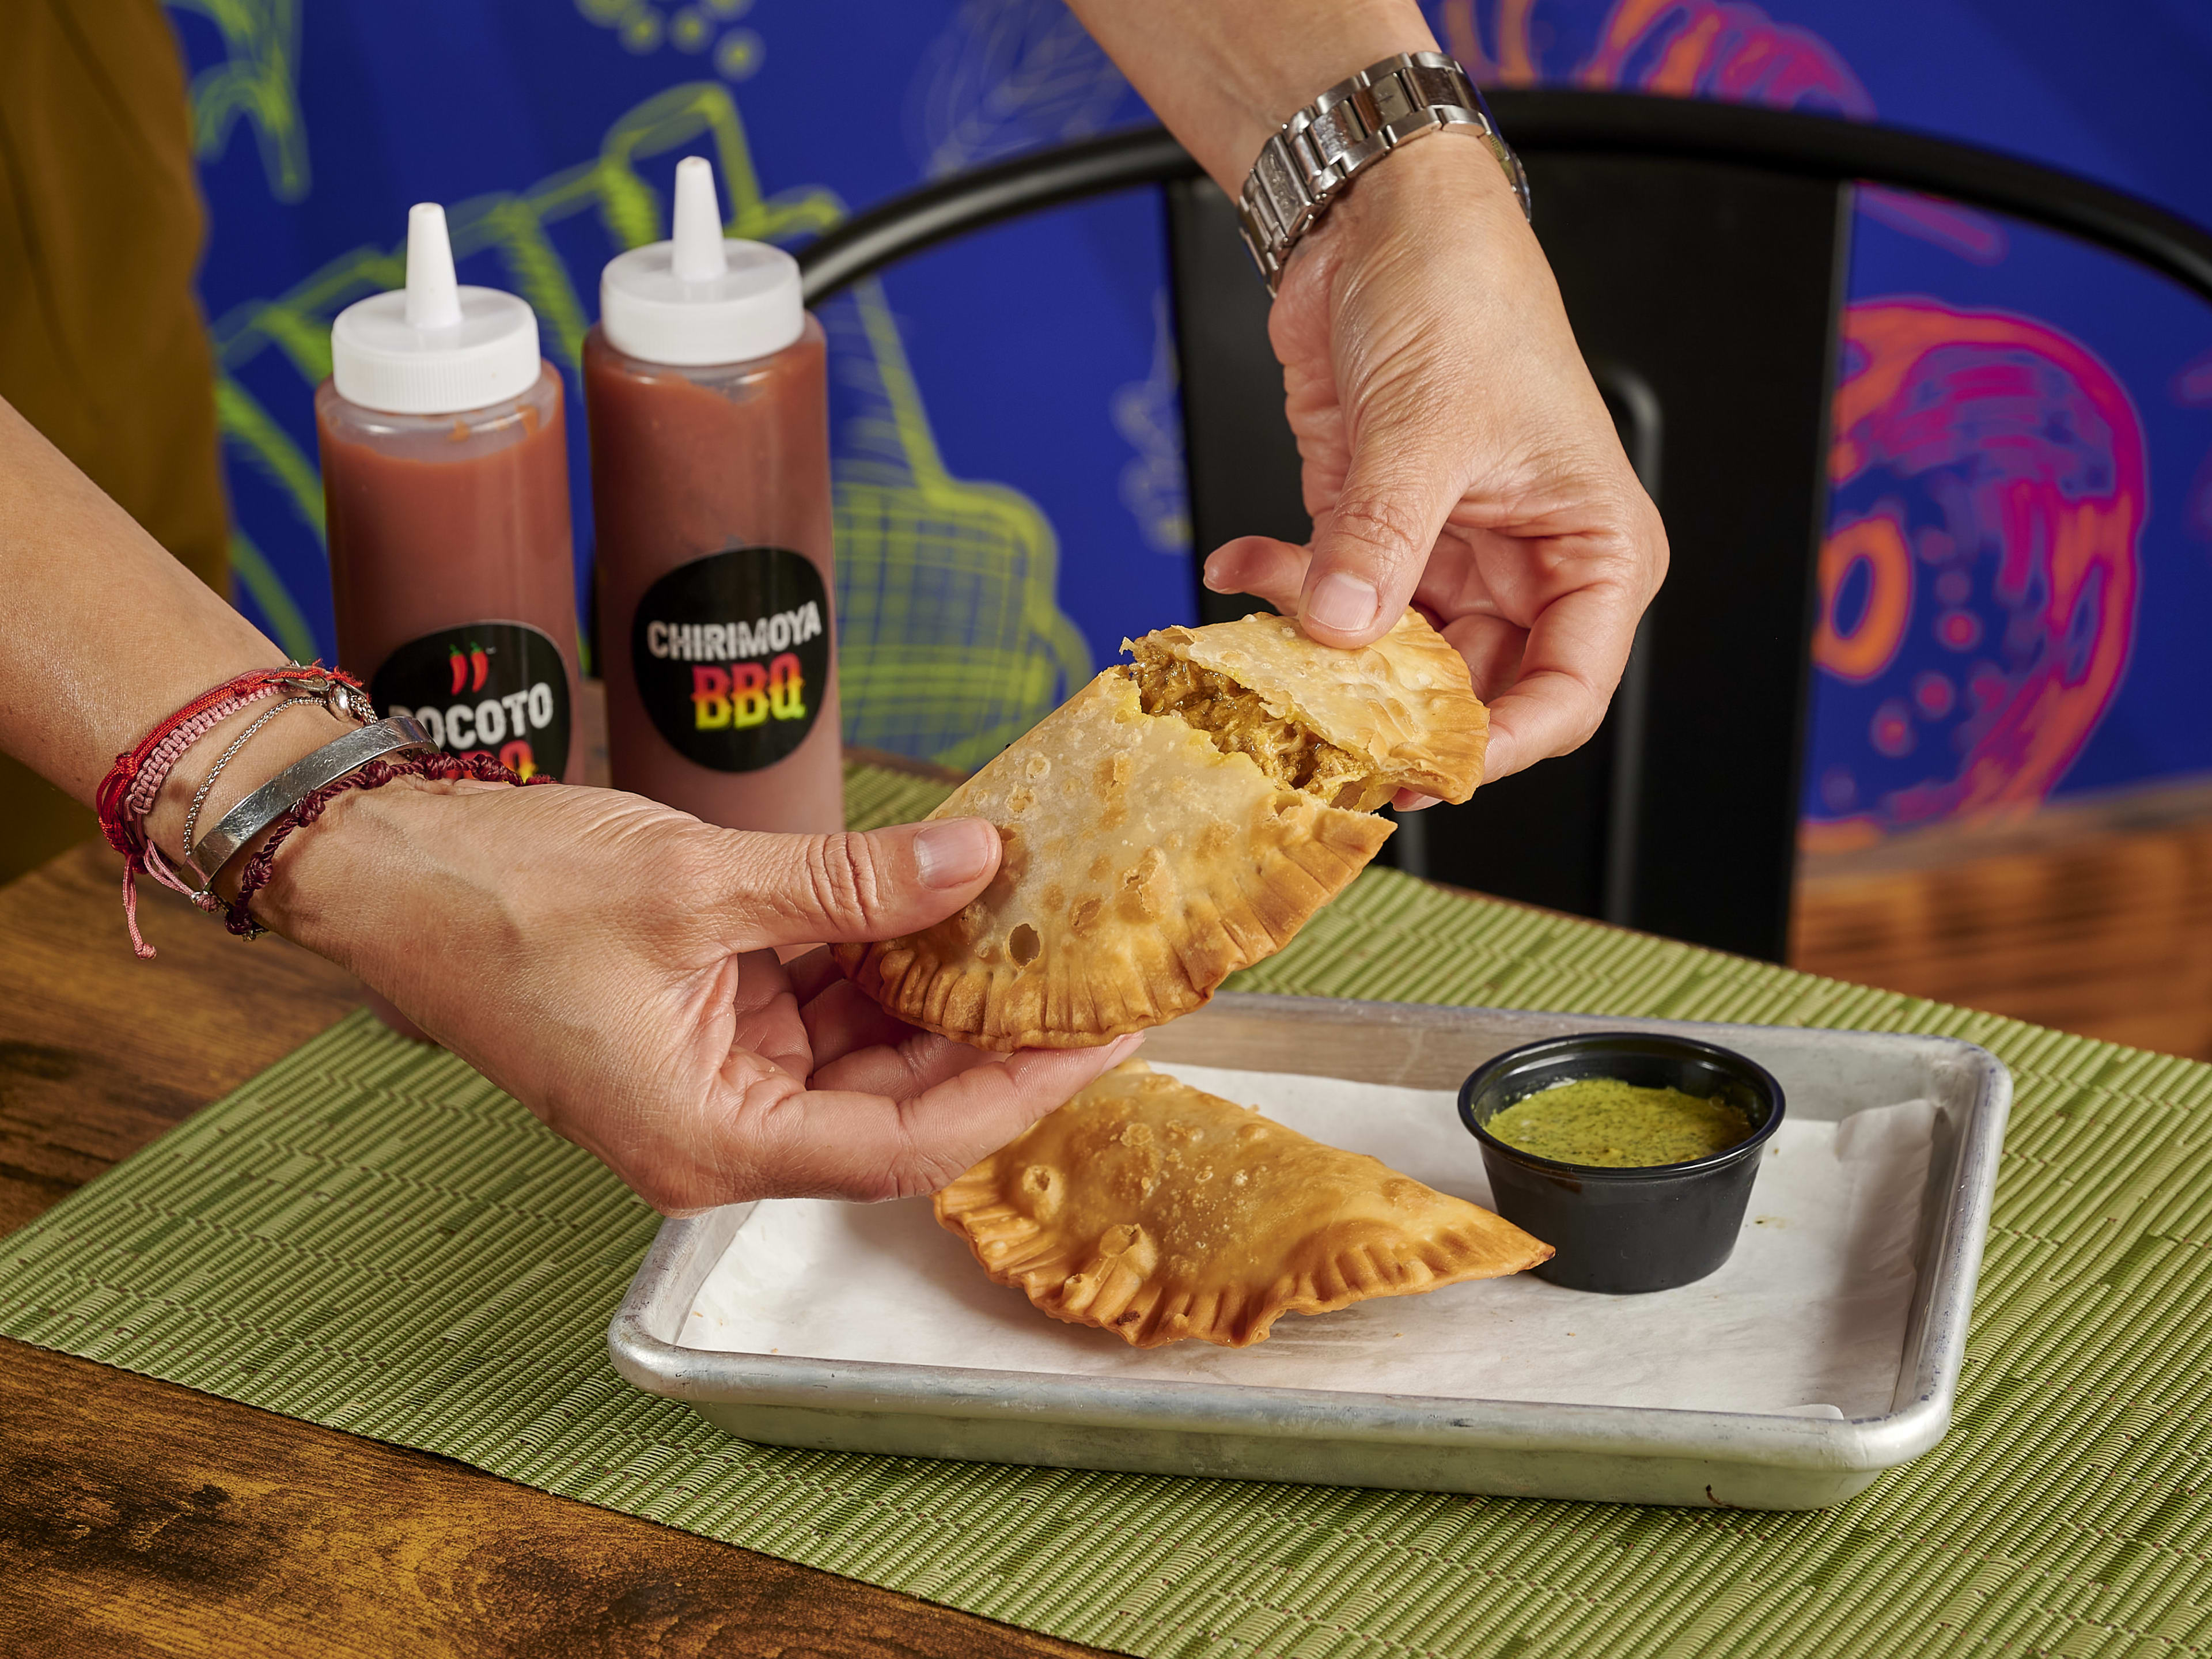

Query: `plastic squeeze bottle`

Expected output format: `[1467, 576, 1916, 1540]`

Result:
[584, 156, 840, 834]
[318, 203, 583, 783]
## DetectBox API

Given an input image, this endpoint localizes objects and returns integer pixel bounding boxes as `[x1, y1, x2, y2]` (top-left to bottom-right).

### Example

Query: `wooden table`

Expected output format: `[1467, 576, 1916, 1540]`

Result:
[0, 843, 1103, 1658]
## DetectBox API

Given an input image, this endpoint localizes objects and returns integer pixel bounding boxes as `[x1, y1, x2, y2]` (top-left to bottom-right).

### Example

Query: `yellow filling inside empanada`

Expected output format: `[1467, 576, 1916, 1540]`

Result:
[1130, 657, 1395, 812]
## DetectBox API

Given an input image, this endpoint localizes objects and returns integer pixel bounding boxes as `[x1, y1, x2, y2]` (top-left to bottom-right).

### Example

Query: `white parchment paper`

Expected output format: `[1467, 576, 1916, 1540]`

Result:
[685, 1065, 1934, 1418]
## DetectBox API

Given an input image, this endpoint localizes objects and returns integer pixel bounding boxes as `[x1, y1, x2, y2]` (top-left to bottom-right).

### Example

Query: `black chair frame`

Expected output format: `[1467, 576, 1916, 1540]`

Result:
[793, 90, 2212, 961]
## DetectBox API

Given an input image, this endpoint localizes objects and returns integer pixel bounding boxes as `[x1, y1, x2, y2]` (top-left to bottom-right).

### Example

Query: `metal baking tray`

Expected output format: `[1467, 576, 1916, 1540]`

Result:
[609, 993, 2009, 1509]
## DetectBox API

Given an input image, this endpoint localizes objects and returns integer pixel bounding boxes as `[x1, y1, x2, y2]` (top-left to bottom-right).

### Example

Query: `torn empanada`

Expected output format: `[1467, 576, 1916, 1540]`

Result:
[935, 1060, 1552, 1348]
[838, 609, 1486, 1050]
[1128, 609, 1486, 809]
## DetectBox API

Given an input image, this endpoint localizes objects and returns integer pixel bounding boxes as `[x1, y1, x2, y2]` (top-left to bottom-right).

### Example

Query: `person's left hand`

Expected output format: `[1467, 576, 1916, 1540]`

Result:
[257, 777, 1139, 1214]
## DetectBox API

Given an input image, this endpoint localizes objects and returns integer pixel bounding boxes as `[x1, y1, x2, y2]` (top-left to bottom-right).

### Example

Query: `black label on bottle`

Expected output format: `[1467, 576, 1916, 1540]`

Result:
[631, 546, 830, 772]
[373, 620, 571, 781]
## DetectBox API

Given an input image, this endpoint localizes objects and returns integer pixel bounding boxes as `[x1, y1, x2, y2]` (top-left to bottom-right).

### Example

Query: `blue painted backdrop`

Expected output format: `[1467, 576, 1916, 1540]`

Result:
[166, 0, 2212, 834]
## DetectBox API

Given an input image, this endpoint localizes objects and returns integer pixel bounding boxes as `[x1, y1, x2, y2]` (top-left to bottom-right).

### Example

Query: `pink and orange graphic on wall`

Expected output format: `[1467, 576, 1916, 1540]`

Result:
[1802, 301, 2143, 850]
[1432, 0, 2149, 840]
[1440, 0, 1872, 113]
[1443, 0, 2011, 258]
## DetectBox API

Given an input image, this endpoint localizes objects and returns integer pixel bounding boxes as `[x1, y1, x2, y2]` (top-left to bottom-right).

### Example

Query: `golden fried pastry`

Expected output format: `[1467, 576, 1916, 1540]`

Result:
[1127, 609, 1486, 809]
[935, 1060, 1552, 1348]
[838, 609, 1486, 1050]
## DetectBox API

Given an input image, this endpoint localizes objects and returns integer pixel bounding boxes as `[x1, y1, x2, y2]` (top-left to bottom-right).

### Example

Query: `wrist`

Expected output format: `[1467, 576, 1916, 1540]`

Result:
[146, 699, 359, 897]
[252, 771, 505, 959]
[1234, 47, 1527, 300]
[1280, 127, 1532, 304]
[1328, 124, 1527, 243]
[1219, 6, 1441, 177]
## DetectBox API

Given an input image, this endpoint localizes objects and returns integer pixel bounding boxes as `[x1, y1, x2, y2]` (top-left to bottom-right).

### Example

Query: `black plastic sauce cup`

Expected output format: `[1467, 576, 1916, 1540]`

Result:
[1458, 1032, 1785, 1294]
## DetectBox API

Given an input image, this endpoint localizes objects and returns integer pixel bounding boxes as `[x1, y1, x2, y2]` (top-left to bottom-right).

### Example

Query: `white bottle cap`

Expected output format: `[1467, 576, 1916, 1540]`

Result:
[599, 157, 805, 367]
[330, 203, 543, 414]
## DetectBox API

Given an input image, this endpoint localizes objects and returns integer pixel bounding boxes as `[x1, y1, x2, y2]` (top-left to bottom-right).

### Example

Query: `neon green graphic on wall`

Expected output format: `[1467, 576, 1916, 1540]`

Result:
[573, 0, 765, 84]
[828, 285, 1093, 770]
[172, 0, 311, 202]
[202, 82, 1089, 766]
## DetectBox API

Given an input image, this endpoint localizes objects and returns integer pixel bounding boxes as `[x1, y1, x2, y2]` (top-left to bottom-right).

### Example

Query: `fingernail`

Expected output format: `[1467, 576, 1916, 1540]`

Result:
[912, 819, 995, 888]
[1103, 1032, 1145, 1063]
[1200, 555, 1229, 593]
[1305, 571, 1380, 634]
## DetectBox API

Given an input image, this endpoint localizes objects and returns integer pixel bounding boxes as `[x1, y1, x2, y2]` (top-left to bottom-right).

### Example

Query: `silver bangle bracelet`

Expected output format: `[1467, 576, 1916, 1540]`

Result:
[188, 716, 433, 884]
[180, 695, 321, 863]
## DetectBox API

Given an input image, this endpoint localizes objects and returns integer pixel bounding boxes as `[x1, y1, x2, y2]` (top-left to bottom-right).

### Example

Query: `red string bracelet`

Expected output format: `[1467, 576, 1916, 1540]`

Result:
[222, 751, 554, 939]
[118, 683, 290, 939]
[95, 665, 372, 957]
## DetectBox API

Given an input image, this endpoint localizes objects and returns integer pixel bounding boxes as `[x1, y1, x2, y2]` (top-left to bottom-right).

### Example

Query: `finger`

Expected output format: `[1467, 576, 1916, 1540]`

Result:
[1296, 420, 1465, 649]
[1478, 579, 1645, 782]
[717, 817, 1001, 952]
[784, 944, 843, 1005]
[1202, 536, 1308, 611]
[809, 1025, 997, 1100]
[800, 974, 926, 1066]
[1436, 612, 1529, 704]
[740, 1032, 1147, 1203]
[722, 949, 811, 1081]
[1390, 789, 1440, 812]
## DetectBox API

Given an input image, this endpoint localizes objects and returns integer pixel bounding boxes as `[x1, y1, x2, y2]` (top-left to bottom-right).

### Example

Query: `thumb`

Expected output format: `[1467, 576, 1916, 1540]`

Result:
[721, 817, 1001, 950]
[1296, 425, 1461, 648]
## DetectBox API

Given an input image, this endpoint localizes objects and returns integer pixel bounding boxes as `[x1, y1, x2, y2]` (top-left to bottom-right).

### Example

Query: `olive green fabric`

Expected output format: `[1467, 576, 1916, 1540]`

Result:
[5, 762, 2211, 1658]
[0, 0, 230, 886]
[0, 0, 226, 586]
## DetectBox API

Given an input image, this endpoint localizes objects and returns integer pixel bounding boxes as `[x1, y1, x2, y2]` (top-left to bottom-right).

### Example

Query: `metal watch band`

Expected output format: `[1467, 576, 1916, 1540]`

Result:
[190, 715, 433, 881]
[1237, 50, 1532, 294]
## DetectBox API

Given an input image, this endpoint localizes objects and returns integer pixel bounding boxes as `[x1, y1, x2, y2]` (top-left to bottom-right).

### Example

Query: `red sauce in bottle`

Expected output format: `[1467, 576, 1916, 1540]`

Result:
[584, 323, 838, 831]
[584, 157, 840, 834]
[317, 369, 583, 783]
[318, 203, 585, 1041]
[319, 203, 582, 785]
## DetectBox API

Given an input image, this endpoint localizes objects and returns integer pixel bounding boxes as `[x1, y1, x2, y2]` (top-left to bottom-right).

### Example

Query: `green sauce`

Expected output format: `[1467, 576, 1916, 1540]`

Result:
[1485, 1077, 1752, 1168]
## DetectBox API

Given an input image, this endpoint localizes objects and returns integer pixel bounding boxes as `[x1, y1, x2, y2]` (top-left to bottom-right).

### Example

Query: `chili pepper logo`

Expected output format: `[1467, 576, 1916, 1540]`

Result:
[448, 641, 491, 694]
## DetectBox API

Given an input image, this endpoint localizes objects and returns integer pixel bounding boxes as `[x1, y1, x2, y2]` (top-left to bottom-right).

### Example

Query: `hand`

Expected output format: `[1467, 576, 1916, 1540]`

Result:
[1201, 137, 1669, 796]
[257, 779, 1140, 1213]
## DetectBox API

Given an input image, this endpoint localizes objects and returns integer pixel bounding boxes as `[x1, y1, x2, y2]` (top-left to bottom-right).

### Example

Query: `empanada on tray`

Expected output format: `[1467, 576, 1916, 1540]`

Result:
[935, 1060, 1552, 1349]
[838, 609, 1486, 1050]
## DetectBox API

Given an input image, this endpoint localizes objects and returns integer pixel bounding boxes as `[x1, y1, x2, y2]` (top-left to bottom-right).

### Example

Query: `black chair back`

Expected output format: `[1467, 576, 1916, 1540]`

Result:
[798, 92, 2212, 961]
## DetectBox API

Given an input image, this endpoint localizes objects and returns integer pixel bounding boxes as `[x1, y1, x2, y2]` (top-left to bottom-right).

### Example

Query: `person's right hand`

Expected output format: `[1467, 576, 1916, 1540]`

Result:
[1199, 136, 1668, 794]
[255, 778, 1139, 1214]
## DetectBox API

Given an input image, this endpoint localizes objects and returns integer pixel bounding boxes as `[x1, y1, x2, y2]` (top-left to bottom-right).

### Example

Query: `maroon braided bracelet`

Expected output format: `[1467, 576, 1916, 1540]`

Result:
[222, 751, 555, 939]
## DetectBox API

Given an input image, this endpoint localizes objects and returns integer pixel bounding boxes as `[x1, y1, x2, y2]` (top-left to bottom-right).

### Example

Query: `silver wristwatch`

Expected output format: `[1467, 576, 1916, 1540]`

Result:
[1237, 51, 1531, 294]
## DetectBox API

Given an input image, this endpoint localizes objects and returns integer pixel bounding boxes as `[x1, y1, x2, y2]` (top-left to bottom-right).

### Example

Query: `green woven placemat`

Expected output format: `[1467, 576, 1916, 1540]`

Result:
[7, 765, 2212, 1658]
